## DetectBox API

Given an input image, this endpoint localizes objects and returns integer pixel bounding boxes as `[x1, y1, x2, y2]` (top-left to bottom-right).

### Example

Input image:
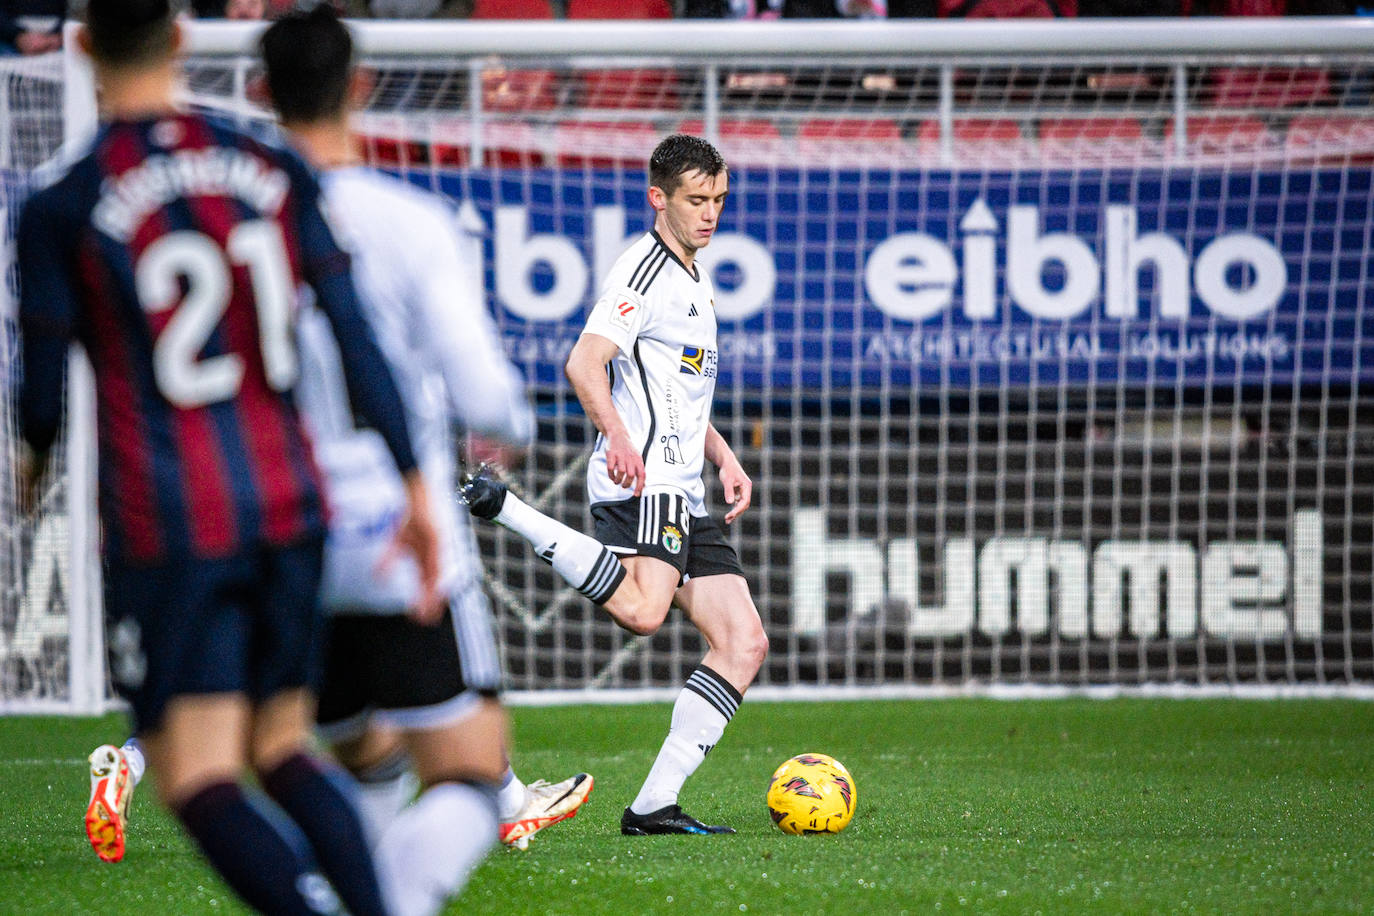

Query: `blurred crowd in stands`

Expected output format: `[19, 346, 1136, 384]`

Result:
[1, 0, 1367, 56]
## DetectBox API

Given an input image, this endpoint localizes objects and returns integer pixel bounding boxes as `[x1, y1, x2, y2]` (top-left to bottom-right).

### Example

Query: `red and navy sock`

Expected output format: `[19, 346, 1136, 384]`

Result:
[175, 780, 342, 915]
[261, 753, 387, 916]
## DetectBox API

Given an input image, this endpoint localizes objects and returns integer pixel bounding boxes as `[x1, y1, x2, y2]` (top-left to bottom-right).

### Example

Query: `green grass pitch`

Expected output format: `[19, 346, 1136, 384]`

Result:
[2, 698, 1372, 915]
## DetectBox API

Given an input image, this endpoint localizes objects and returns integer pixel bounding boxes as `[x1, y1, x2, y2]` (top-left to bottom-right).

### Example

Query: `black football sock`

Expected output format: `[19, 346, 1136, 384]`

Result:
[495, 491, 626, 604]
[261, 753, 387, 916]
[176, 780, 341, 916]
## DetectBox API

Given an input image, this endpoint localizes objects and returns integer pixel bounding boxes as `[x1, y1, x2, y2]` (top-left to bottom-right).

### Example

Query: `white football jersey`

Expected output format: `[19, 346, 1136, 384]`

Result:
[295, 167, 532, 614]
[582, 230, 719, 516]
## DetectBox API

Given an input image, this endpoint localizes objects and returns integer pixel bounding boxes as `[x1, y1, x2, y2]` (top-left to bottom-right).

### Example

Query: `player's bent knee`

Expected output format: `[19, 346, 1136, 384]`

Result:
[752, 628, 771, 666]
[623, 601, 671, 636]
[405, 698, 509, 788]
[736, 627, 768, 677]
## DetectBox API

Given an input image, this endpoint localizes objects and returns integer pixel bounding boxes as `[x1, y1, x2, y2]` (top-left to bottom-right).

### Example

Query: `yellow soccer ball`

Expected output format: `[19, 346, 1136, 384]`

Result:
[765, 752, 857, 835]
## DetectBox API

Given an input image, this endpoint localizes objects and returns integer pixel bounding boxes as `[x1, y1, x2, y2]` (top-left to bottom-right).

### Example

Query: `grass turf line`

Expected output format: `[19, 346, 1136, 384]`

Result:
[1, 699, 1371, 915]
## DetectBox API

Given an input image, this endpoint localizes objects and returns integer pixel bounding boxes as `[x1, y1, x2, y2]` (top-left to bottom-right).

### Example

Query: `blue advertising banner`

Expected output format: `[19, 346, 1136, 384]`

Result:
[433, 167, 1373, 392]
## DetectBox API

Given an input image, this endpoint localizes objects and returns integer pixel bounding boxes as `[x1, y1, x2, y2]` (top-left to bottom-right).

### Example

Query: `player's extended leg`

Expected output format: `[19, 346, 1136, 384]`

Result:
[461, 470, 678, 635]
[141, 694, 349, 916]
[621, 574, 769, 836]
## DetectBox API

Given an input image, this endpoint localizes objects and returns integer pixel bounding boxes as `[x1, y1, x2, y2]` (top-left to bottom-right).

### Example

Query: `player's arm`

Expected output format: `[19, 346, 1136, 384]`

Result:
[15, 190, 76, 516]
[412, 210, 533, 451]
[704, 423, 752, 524]
[291, 161, 442, 620]
[566, 331, 645, 496]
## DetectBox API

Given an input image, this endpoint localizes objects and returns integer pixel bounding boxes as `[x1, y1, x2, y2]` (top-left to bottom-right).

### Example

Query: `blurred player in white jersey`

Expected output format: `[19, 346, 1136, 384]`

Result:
[464, 134, 769, 835]
[84, 7, 590, 905]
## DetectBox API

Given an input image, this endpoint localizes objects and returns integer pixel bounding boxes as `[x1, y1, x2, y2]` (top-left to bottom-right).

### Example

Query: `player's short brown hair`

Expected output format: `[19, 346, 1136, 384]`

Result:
[650, 134, 728, 198]
[84, 0, 176, 69]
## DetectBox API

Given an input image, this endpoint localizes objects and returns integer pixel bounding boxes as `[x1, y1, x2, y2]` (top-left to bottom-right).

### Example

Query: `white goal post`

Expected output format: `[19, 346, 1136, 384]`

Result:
[3, 19, 1373, 712]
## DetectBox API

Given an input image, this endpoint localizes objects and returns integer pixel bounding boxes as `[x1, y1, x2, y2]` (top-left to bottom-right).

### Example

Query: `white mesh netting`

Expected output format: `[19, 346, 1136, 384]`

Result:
[6, 24, 1372, 711]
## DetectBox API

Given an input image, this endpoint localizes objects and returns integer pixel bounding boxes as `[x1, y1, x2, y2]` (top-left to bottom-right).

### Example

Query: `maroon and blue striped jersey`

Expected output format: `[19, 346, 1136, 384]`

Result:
[18, 112, 417, 564]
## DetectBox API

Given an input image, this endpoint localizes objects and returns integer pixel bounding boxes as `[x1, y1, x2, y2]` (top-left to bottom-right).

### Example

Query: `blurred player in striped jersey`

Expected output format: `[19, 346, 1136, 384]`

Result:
[464, 134, 769, 835]
[17, 1, 441, 913]
[85, 8, 590, 915]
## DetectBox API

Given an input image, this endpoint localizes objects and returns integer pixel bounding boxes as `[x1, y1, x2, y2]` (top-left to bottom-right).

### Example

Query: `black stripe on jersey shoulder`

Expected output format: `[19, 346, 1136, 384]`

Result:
[628, 244, 665, 293]
[650, 229, 701, 284]
[632, 341, 656, 464]
[640, 252, 670, 296]
[630, 248, 668, 296]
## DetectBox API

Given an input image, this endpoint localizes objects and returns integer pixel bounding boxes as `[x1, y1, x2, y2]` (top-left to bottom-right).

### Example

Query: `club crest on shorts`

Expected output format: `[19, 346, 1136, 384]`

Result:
[661, 523, 684, 555]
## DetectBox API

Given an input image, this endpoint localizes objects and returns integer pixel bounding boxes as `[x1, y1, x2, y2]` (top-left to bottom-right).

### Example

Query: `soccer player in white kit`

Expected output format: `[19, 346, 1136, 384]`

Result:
[464, 134, 769, 835]
[83, 8, 590, 909]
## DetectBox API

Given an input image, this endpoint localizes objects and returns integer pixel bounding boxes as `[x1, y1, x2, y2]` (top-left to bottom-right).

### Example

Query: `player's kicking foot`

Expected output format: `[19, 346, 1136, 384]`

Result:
[500, 773, 595, 849]
[86, 744, 135, 863]
[620, 804, 735, 836]
[459, 466, 508, 521]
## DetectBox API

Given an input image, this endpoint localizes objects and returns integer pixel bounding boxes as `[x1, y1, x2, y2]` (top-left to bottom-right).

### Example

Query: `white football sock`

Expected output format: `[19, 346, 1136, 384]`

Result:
[376, 781, 499, 916]
[352, 750, 419, 850]
[630, 665, 742, 815]
[496, 492, 625, 604]
[496, 767, 528, 821]
[121, 738, 146, 786]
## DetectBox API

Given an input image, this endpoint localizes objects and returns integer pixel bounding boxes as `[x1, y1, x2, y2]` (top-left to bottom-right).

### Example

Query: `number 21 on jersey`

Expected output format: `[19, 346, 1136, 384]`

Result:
[134, 219, 298, 408]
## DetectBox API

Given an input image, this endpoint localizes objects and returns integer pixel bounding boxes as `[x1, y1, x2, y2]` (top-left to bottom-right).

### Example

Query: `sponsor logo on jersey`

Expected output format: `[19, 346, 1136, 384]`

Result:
[661, 434, 683, 465]
[608, 299, 636, 331]
[662, 524, 684, 555]
[680, 346, 717, 378]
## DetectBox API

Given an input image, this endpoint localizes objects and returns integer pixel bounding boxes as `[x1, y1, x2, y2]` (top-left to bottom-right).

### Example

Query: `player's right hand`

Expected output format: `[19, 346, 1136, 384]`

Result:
[605, 433, 646, 496]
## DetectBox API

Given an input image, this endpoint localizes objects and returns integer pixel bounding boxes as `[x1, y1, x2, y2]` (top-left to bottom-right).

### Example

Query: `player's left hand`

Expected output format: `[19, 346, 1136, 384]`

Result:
[718, 461, 753, 524]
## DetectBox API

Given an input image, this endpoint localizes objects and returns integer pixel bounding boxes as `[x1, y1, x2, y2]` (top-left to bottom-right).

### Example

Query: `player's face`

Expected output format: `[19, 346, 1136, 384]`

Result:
[657, 169, 729, 256]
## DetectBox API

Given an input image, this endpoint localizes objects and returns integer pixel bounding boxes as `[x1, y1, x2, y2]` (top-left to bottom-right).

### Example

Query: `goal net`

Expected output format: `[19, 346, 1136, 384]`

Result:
[6, 20, 1372, 710]
[1, 52, 103, 713]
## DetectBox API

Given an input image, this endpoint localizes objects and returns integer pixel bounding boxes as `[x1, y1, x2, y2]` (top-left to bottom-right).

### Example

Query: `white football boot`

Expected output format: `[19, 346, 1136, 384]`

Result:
[499, 773, 594, 849]
[86, 744, 135, 863]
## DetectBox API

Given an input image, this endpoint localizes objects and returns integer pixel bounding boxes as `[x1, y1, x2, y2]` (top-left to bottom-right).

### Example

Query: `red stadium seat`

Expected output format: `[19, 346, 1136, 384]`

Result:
[1037, 117, 1156, 165]
[357, 134, 429, 168]
[676, 118, 781, 141]
[1206, 67, 1332, 109]
[577, 69, 680, 111]
[798, 118, 907, 168]
[914, 119, 1030, 167]
[675, 118, 784, 165]
[1163, 116, 1276, 158]
[1038, 117, 1142, 144]
[1284, 115, 1374, 166]
[565, 0, 675, 110]
[554, 121, 660, 168]
[566, 0, 672, 16]
[470, 0, 554, 16]
[799, 118, 903, 142]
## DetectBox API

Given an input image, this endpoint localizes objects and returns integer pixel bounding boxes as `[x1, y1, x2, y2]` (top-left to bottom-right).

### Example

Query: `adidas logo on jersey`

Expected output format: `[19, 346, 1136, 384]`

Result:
[688, 304, 699, 317]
